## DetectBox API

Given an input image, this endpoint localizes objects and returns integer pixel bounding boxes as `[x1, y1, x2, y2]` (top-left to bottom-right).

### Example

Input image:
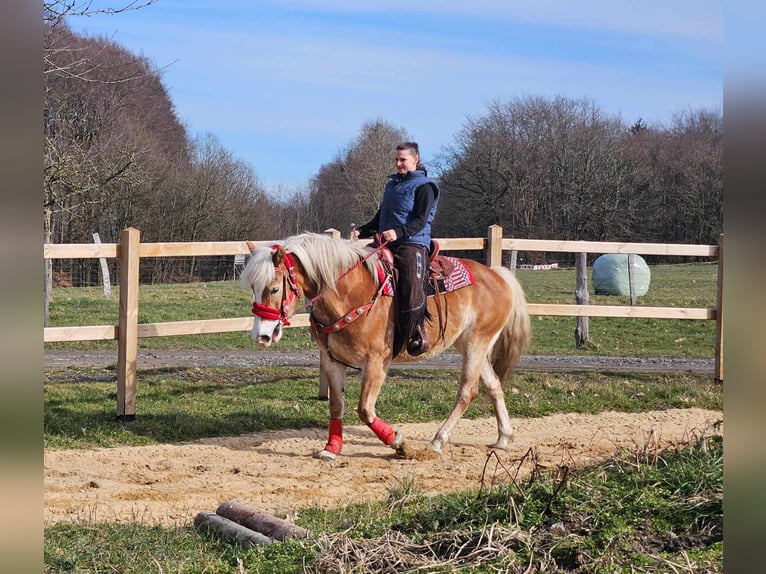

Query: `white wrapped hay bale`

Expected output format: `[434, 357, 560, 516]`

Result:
[592, 254, 650, 296]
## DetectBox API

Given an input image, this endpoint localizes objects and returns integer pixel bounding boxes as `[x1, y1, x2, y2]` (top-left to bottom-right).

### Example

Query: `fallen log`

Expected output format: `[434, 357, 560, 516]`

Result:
[194, 511, 273, 547]
[216, 500, 311, 541]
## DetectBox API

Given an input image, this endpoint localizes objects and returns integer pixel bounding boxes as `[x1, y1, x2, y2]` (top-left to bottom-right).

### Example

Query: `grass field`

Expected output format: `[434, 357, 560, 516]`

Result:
[44, 366, 721, 450]
[45, 262, 719, 358]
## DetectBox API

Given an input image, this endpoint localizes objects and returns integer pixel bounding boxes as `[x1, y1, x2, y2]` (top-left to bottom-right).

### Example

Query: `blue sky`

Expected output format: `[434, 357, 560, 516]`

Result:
[68, 0, 722, 197]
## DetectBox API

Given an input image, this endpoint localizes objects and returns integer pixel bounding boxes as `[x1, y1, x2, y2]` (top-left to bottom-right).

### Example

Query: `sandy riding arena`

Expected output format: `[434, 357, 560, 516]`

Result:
[44, 407, 722, 527]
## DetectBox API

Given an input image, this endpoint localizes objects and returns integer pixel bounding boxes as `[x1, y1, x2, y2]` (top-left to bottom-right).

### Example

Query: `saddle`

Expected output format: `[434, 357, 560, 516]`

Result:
[310, 240, 474, 361]
[376, 240, 474, 297]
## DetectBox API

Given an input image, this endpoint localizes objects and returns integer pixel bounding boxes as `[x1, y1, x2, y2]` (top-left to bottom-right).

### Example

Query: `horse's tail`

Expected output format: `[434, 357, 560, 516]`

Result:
[489, 266, 532, 382]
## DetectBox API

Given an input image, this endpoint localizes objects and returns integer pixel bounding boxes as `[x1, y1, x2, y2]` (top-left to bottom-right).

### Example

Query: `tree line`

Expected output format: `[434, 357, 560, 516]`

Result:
[44, 3, 722, 289]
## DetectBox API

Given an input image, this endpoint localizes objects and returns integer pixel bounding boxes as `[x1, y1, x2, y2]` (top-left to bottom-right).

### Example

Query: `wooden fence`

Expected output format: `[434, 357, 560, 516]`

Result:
[44, 226, 723, 418]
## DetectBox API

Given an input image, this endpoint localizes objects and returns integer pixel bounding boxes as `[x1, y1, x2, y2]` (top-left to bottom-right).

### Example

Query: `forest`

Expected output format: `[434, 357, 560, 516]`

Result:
[44, 3, 722, 286]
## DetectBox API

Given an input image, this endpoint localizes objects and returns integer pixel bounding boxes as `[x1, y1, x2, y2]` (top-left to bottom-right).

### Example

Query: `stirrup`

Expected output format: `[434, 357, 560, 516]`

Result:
[407, 326, 430, 356]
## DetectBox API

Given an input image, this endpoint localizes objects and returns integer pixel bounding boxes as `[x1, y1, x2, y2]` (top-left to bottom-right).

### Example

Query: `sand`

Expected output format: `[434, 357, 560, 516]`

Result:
[44, 407, 722, 527]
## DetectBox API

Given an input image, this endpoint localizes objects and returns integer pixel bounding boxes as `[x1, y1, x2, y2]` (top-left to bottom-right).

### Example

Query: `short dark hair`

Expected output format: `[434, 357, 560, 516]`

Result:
[396, 142, 419, 155]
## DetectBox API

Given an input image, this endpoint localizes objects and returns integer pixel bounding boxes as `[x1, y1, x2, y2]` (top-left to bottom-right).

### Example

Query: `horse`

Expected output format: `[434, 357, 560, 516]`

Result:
[240, 232, 531, 461]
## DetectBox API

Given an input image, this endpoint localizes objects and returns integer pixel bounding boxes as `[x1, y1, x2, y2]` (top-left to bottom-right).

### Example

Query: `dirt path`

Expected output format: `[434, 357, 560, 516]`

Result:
[44, 348, 715, 373]
[44, 407, 722, 527]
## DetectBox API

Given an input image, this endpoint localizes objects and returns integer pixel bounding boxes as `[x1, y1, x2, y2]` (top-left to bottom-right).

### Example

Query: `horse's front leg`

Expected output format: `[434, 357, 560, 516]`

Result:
[357, 358, 404, 453]
[314, 348, 347, 462]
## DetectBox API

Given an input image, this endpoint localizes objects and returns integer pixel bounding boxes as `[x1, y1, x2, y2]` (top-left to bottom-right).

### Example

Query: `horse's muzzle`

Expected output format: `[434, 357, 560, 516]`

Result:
[253, 321, 282, 346]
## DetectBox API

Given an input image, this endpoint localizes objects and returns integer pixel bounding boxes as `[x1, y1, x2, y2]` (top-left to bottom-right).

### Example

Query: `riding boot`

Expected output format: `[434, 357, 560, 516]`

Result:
[407, 323, 430, 356]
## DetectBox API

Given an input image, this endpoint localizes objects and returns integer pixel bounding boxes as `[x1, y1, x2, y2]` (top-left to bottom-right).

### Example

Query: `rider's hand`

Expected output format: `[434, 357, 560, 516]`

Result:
[381, 229, 397, 242]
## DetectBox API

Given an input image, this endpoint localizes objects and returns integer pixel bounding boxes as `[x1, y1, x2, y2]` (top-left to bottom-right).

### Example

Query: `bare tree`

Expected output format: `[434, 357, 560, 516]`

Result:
[339, 119, 409, 218]
[622, 107, 722, 245]
[43, 1, 161, 322]
[437, 99, 547, 238]
[137, 133, 277, 282]
[437, 96, 642, 250]
[310, 120, 408, 232]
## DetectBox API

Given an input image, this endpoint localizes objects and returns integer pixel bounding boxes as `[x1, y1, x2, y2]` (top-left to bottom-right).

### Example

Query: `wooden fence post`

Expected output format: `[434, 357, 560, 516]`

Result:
[575, 252, 589, 347]
[508, 249, 518, 272]
[627, 253, 637, 305]
[93, 233, 112, 298]
[487, 225, 503, 267]
[714, 234, 723, 384]
[324, 228, 341, 239]
[117, 227, 140, 420]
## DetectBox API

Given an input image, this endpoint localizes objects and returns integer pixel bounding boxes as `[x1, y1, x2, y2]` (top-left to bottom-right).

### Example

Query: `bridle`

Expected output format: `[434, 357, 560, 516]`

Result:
[308, 239, 390, 336]
[251, 239, 390, 336]
[251, 247, 302, 327]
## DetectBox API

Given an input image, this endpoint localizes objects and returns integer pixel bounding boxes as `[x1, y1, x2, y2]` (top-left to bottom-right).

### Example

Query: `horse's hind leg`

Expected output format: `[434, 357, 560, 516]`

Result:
[430, 352, 483, 453]
[479, 361, 514, 450]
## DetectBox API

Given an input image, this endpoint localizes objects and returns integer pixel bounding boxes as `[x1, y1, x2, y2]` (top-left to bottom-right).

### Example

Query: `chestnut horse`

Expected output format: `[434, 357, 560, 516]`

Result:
[241, 232, 531, 461]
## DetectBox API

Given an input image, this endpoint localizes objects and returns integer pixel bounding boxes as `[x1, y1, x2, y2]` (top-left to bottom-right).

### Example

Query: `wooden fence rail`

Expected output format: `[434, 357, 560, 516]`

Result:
[44, 225, 723, 418]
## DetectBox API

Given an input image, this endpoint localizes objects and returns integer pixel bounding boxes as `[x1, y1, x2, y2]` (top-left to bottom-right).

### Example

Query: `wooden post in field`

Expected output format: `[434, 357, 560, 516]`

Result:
[117, 227, 140, 420]
[627, 253, 637, 305]
[487, 224, 503, 267]
[575, 252, 589, 347]
[44, 259, 50, 327]
[508, 249, 518, 272]
[714, 234, 723, 384]
[92, 233, 112, 298]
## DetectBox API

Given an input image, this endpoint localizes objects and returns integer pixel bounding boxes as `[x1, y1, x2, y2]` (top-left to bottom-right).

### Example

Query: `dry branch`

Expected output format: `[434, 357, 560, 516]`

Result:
[310, 526, 530, 573]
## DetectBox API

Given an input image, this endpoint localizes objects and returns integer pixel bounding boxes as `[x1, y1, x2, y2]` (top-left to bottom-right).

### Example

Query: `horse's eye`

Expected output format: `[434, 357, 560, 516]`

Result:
[270, 287, 280, 295]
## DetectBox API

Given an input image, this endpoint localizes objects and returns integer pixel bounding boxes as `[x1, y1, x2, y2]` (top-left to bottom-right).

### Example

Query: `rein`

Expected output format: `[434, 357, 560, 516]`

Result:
[251, 247, 302, 326]
[307, 239, 389, 307]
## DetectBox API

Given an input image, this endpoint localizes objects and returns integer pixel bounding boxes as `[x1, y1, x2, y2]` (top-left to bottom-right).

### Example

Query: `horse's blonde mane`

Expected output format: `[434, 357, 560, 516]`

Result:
[284, 233, 381, 293]
[239, 233, 381, 296]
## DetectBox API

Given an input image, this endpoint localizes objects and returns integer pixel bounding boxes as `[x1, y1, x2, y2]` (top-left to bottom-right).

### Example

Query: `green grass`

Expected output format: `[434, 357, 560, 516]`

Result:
[44, 366, 722, 450]
[45, 432, 723, 573]
[45, 262, 718, 358]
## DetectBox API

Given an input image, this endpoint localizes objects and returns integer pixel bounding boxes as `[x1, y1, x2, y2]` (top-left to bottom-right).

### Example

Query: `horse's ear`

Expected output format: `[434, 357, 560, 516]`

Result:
[272, 244, 286, 267]
[245, 240, 257, 254]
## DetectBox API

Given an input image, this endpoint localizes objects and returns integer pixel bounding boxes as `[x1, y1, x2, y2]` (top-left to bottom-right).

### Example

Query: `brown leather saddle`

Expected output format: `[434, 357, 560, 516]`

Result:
[377, 240, 471, 297]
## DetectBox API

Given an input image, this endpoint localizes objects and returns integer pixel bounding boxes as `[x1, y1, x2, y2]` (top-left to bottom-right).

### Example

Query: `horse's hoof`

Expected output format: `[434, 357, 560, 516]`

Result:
[390, 431, 404, 448]
[313, 449, 337, 462]
[430, 439, 443, 454]
[490, 435, 514, 451]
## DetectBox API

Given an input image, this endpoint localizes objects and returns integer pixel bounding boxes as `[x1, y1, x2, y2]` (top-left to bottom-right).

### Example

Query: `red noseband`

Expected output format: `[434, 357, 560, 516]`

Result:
[251, 302, 281, 321]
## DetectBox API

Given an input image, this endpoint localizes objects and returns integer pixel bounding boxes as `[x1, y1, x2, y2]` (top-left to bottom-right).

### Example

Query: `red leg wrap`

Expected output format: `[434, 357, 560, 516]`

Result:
[368, 416, 396, 445]
[324, 418, 343, 455]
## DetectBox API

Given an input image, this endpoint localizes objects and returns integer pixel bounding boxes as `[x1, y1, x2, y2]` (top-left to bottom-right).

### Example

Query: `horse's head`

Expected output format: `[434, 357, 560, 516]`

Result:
[241, 243, 303, 347]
